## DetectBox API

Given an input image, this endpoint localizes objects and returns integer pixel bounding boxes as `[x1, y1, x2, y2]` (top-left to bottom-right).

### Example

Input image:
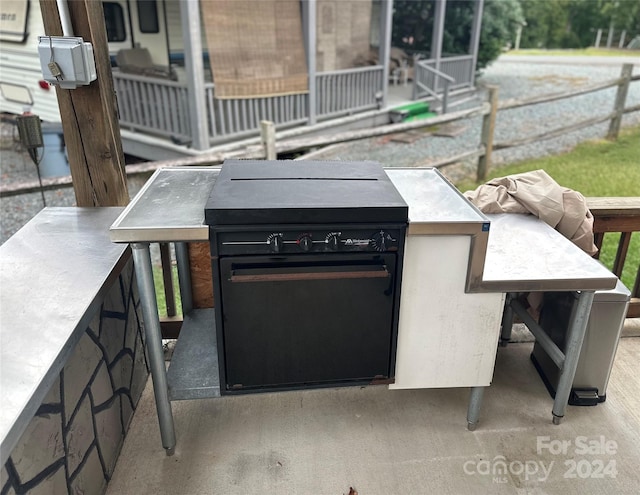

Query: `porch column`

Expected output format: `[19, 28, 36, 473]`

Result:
[431, 0, 446, 77]
[302, 0, 317, 125]
[180, 0, 209, 150]
[469, 0, 484, 82]
[379, 0, 394, 108]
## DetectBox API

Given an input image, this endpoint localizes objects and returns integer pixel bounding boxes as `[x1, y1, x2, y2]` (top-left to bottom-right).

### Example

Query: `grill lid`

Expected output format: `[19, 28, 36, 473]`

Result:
[204, 160, 408, 225]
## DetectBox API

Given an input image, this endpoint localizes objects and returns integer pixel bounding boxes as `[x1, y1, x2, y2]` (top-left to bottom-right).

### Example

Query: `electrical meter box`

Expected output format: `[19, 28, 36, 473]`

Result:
[37, 36, 97, 90]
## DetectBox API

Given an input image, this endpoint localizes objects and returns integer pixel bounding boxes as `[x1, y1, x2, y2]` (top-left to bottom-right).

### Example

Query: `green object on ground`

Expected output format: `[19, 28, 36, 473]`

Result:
[402, 112, 438, 122]
[390, 102, 437, 123]
[392, 101, 431, 117]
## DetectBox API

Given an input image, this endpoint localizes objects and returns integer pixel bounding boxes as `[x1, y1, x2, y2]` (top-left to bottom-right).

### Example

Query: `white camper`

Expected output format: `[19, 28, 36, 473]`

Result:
[0, 0, 172, 122]
[0, 0, 60, 121]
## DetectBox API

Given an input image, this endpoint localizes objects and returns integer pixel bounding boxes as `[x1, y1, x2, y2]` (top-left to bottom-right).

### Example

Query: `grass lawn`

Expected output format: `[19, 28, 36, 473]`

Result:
[508, 48, 639, 57]
[153, 264, 182, 318]
[455, 126, 640, 290]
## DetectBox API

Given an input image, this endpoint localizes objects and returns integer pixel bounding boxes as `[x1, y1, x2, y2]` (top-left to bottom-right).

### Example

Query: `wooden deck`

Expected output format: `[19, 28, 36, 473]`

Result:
[588, 197, 640, 317]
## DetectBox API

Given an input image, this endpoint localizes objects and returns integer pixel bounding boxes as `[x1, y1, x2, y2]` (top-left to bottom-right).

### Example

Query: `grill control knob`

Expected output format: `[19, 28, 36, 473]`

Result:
[298, 234, 312, 252]
[326, 233, 340, 251]
[269, 235, 282, 253]
[370, 230, 395, 252]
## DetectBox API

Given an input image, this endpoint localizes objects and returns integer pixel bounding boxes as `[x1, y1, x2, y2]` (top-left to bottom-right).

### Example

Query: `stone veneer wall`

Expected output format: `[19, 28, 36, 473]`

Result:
[1, 259, 149, 495]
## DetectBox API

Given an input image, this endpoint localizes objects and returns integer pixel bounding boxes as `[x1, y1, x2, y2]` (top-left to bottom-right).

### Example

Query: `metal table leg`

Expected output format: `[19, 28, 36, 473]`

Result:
[132, 243, 177, 455]
[467, 386, 484, 431]
[499, 293, 514, 346]
[551, 290, 595, 424]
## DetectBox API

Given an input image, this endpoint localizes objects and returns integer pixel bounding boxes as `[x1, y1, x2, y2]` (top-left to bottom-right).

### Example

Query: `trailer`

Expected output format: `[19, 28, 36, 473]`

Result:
[0, 0, 175, 122]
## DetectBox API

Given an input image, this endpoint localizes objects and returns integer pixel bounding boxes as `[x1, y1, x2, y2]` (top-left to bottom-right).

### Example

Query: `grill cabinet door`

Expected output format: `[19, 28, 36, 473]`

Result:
[219, 254, 397, 391]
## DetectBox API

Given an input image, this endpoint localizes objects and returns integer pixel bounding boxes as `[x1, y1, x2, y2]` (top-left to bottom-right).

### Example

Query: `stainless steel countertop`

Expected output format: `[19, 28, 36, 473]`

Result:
[386, 168, 490, 290]
[386, 168, 490, 234]
[110, 167, 488, 242]
[110, 167, 219, 243]
[109, 166, 618, 293]
[0, 207, 128, 464]
[480, 213, 617, 292]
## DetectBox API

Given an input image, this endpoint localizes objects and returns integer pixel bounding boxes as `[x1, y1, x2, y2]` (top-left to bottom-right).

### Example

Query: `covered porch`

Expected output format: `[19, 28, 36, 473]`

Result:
[111, 0, 484, 160]
[1, 165, 638, 494]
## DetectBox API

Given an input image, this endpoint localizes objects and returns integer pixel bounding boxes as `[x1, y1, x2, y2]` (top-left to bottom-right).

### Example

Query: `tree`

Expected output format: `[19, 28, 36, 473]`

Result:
[519, 0, 570, 48]
[478, 0, 525, 69]
[391, 0, 524, 70]
[442, 0, 475, 56]
[392, 0, 436, 56]
[518, 0, 640, 49]
[601, 0, 640, 37]
[565, 0, 604, 48]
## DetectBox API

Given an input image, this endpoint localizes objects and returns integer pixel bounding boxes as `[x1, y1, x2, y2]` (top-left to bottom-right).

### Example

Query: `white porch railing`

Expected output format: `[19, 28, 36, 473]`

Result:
[413, 61, 455, 113]
[200, 65, 385, 143]
[113, 65, 387, 146]
[439, 55, 475, 90]
[413, 59, 437, 98]
[413, 55, 475, 99]
[203, 85, 308, 142]
[316, 66, 385, 118]
[113, 71, 191, 142]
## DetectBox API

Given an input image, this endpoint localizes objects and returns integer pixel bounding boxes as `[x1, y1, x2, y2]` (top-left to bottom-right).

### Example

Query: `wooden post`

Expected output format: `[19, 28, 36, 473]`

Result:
[477, 86, 498, 182]
[619, 30, 626, 49]
[606, 22, 614, 48]
[514, 24, 523, 51]
[39, 0, 128, 207]
[260, 120, 276, 160]
[607, 63, 633, 140]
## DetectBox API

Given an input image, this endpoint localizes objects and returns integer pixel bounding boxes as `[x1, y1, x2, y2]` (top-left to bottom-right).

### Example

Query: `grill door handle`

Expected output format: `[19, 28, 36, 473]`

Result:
[230, 267, 390, 283]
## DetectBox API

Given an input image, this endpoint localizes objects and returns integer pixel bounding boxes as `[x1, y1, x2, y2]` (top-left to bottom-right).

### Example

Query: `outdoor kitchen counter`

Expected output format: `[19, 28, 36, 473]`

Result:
[385, 169, 617, 293]
[110, 167, 222, 455]
[108, 166, 620, 452]
[0, 207, 128, 464]
[386, 169, 617, 430]
[109, 167, 219, 243]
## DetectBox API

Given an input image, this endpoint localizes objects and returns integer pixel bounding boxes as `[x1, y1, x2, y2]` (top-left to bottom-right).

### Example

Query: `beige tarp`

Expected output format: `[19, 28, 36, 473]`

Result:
[464, 169, 597, 255]
[201, 0, 308, 99]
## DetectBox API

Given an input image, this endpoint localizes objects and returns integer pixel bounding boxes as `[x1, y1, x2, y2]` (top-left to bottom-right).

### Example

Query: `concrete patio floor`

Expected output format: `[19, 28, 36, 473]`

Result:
[107, 327, 640, 495]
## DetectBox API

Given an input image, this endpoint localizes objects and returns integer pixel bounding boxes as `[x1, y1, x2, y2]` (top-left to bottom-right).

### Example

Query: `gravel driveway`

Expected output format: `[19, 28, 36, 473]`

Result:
[1, 57, 639, 244]
[313, 59, 640, 179]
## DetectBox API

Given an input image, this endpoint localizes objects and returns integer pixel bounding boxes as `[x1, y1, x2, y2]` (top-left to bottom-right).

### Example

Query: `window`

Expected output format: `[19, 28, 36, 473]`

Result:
[137, 0, 159, 34]
[0, 0, 29, 42]
[103, 2, 126, 42]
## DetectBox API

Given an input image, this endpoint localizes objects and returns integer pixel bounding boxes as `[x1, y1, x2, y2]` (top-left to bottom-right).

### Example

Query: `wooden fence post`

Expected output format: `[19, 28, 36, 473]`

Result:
[39, 0, 128, 207]
[607, 63, 633, 140]
[260, 120, 276, 160]
[477, 85, 498, 182]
